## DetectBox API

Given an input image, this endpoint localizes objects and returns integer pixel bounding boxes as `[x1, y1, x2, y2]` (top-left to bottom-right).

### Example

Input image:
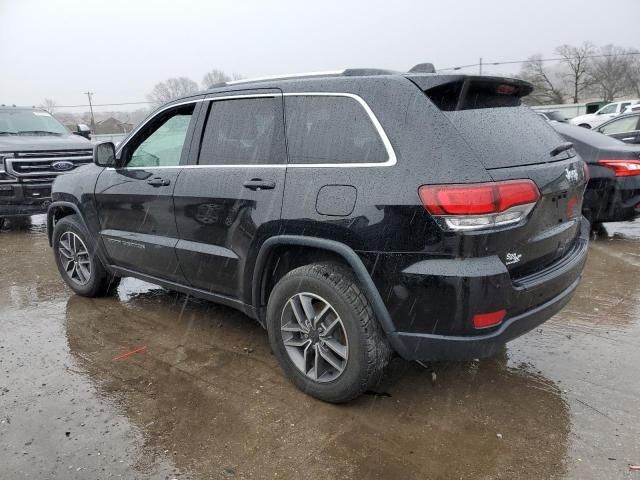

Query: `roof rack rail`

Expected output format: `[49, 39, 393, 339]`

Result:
[214, 68, 401, 88]
[224, 70, 345, 87]
[208, 64, 435, 89]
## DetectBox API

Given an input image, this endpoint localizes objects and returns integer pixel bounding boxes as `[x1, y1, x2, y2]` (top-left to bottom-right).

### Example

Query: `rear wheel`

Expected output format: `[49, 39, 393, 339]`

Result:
[52, 215, 120, 297]
[578, 123, 591, 129]
[267, 262, 391, 403]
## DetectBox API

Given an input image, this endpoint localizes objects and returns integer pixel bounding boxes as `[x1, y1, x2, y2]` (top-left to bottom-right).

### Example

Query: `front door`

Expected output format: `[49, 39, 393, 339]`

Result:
[173, 90, 286, 301]
[95, 99, 201, 281]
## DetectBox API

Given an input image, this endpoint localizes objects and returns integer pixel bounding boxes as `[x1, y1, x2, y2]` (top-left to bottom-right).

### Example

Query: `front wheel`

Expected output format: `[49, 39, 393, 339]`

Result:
[266, 262, 391, 403]
[52, 215, 120, 297]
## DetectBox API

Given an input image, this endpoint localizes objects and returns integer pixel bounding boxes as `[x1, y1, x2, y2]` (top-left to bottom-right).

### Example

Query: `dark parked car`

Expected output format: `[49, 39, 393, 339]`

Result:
[48, 69, 589, 402]
[535, 110, 568, 123]
[0, 106, 92, 228]
[553, 122, 640, 225]
[594, 112, 640, 144]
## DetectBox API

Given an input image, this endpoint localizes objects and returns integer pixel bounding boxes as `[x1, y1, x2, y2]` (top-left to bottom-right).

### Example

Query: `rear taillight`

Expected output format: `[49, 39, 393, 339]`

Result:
[418, 180, 540, 231]
[598, 159, 640, 177]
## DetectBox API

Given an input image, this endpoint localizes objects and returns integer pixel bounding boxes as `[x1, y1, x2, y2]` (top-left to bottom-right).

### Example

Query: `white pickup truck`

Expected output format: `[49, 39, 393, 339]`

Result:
[569, 99, 640, 129]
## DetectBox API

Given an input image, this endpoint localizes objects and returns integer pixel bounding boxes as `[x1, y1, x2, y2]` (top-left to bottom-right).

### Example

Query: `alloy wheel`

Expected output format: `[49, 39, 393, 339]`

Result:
[280, 292, 349, 382]
[58, 231, 92, 286]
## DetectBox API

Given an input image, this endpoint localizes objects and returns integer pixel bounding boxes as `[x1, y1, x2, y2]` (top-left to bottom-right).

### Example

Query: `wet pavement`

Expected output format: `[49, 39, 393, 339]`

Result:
[1, 216, 639, 479]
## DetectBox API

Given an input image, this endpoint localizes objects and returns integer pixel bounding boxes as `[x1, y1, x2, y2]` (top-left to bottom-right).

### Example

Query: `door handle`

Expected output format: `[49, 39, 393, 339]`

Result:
[243, 179, 276, 191]
[147, 177, 171, 187]
[621, 137, 635, 141]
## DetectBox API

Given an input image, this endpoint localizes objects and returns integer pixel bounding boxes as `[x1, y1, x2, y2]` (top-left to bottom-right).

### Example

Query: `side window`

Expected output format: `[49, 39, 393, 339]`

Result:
[284, 96, 387, 164]
[125, 104, 195, 168]
[598, 104, 617, 115]
[198, 97, 286, 165]
[600, 115, 640, 135]
[620, 103, 630, 113]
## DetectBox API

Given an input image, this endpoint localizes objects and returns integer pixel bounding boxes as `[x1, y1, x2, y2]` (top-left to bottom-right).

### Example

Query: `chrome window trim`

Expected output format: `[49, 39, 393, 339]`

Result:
[111, 92, 396, 170]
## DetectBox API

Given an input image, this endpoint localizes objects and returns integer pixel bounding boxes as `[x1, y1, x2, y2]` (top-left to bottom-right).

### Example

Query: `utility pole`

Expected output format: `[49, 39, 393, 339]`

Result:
[84, 91, 96, 133]
[479, 57, 483, 76]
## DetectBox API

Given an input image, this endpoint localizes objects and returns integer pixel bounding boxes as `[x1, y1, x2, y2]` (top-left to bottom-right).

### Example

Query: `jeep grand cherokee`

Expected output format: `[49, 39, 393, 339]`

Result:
[47, 68, 589, 402]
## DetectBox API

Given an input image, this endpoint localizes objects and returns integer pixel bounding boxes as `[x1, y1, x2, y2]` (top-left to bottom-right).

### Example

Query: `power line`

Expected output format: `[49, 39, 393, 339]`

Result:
[54, 100, 152, 108]
[439, 51, 640, 72]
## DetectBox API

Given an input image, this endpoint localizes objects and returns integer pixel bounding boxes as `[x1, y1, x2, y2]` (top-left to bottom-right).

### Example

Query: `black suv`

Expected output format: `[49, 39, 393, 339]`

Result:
[48, 69, 589, 402]
[0, 106, 93, 227]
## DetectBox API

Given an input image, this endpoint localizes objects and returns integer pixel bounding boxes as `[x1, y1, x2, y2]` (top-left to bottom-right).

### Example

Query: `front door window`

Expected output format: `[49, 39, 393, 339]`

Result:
[124, 104, 195, 168]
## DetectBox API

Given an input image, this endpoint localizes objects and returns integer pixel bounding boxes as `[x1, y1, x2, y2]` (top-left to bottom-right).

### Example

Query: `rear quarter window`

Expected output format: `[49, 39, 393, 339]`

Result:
[284, 95, 387, 164]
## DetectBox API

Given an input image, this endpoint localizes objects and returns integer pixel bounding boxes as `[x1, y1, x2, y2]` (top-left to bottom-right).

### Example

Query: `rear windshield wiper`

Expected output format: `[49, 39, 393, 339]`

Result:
[550, 142, 573, 157]
[0, 131, 17, 135]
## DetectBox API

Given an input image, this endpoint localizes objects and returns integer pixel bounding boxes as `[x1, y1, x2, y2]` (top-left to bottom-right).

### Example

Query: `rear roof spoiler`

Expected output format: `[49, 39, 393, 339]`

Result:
[406, 74, 534, 97]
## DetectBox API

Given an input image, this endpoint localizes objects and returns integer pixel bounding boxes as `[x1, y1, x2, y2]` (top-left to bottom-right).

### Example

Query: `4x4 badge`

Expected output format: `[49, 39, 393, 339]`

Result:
[505, 252, 522, 265]
[565, 167, 579, 183]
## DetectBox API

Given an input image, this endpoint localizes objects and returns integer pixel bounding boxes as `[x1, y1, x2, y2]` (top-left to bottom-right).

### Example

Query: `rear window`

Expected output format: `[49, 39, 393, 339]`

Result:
[546, 111, 567, 122]
[412, 76, 563, 169]
[198, 97, 286, 165]
[424, 79, 530, 111]
[284, 96, 387, 164]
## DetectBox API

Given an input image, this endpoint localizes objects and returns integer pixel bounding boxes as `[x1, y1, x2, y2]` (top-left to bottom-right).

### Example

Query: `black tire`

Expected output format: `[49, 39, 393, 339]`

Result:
[266, 262, 391, 403]
[0, 217, 5, 229]
[52, 215, 120, 297]
[578, 123, 591, 129]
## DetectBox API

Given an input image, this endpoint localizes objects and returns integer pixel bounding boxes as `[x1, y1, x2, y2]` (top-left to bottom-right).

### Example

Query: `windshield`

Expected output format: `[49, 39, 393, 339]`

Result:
[597, 103, 617, 115]
[0, 110, 69, 135]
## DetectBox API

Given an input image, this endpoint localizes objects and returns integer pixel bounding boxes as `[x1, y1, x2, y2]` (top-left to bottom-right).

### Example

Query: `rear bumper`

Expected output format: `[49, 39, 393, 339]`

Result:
[583, 173, 640, 223]
[376, 217, 589, 361]
[0, 182, 52, 217]
[391, 276, 580, 361]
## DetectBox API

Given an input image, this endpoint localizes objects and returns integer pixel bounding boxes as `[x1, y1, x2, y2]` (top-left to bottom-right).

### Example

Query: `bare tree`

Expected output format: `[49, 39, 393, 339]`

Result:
[39, 98, 57, 114]
[556, 42, 594, 104]
[519, 55, 565, 105]
[623, 52, 640, 98]
[201, 69, 243, 89]
[588, 45, 635, 102]
[146, 77, 199, 107]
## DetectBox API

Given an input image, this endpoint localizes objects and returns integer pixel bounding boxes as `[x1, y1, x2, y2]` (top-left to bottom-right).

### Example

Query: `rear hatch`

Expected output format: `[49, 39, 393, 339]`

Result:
[410, 75, 588, 278]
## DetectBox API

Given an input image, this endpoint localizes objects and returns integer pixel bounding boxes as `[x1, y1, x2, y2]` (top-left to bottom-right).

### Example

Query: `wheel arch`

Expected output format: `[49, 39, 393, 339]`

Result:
[252, 235, 407, 356]
[47, 201, 112, 272]
[47, 201, 85, 246]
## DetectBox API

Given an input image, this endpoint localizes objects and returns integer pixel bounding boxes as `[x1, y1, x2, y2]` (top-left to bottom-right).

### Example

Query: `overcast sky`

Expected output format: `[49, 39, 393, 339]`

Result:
[1, 0, 639, 111]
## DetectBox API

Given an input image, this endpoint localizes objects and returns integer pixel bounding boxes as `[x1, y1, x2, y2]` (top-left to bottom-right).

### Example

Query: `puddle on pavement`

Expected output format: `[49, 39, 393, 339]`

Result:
[1, 217, 639, 479]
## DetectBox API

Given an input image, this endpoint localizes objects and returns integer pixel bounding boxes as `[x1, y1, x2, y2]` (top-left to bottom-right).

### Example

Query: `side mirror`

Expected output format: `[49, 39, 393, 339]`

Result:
[73, 123, 92, 140]
[93, 141, 116, 167]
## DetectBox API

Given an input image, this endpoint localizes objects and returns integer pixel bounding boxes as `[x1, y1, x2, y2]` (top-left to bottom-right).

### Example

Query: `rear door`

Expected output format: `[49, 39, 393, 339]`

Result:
[598, 115, 640, 144]
[173, 90, 287, 301]
[95, 99, 202, 281]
